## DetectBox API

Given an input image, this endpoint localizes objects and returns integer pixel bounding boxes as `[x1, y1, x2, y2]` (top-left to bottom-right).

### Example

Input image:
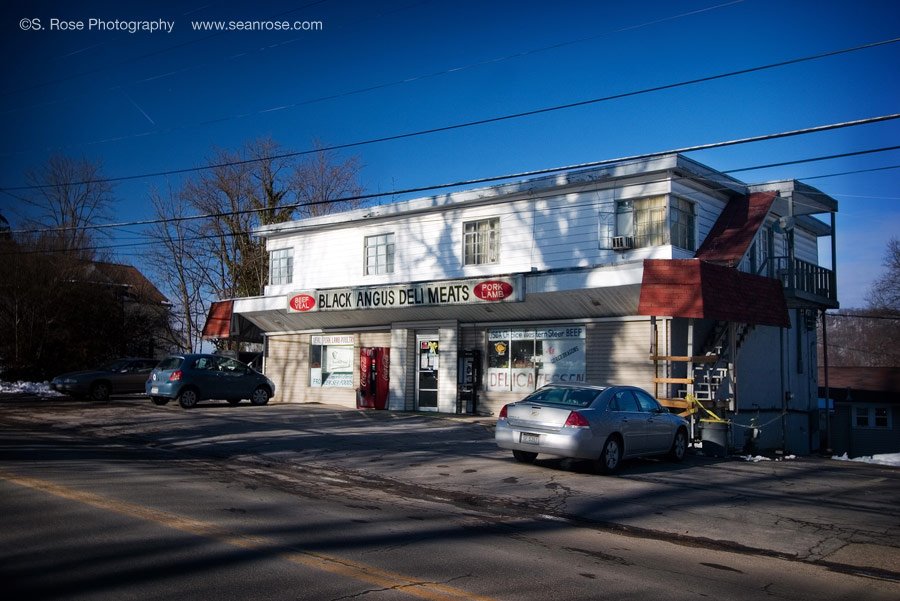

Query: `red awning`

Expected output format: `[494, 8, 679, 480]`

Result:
[202, 300, 233, 339]
[638, 259, 790, 328]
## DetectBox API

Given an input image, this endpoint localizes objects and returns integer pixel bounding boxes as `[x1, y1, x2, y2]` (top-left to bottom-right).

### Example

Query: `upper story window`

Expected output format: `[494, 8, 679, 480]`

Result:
[607, 195, 696, 250]
[269, 248, 293, 285]
[669, 197, 696, 250]
[464, 218, 499, 265]
[365, 233, 395, 275]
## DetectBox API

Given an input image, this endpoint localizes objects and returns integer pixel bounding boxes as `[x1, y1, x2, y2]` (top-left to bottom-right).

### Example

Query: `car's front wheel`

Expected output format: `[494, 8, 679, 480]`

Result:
[669, 427, 688, 462]
[178, 388, 199, 409]
[598, 435, 622, 474]
[512, 450, 537, 463]
[150, 396, 169, 406]
[90, 382, 111, 402]
[250, 386, 270, 406]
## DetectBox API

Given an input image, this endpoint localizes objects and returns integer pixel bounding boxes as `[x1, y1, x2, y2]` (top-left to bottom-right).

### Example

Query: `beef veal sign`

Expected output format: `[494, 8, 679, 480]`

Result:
[287, 276, 523, 313]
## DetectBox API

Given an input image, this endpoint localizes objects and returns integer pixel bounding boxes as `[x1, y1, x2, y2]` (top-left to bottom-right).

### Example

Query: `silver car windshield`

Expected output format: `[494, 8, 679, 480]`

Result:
[523, 386, 603, 407]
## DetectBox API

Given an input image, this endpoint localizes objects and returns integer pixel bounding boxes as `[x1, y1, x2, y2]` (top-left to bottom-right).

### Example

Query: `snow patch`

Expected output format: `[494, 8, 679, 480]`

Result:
[832, 452, 900, 467]
[0, 381, 64, 396]
[741, 454, 797, 463]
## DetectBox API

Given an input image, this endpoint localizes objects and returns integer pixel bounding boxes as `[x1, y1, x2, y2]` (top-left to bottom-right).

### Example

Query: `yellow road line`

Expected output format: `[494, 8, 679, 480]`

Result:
[0, 468, 498, 601]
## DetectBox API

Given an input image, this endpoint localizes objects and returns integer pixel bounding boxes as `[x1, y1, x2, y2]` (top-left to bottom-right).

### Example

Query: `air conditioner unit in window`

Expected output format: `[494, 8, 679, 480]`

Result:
[611, 236, 633, 250]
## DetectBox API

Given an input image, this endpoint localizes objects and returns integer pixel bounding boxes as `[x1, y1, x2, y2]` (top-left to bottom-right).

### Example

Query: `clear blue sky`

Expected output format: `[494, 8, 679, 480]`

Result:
[1, 0, 898, 308]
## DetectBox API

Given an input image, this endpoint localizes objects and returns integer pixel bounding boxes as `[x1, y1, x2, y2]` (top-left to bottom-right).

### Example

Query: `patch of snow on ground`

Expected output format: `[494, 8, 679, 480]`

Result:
[832, 452, 900, 467]
[0, 381, 64, 396]
[741, 454, 797, 462]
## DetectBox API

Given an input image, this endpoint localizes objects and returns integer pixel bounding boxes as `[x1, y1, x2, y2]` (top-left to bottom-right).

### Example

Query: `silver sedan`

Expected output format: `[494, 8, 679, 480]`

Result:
[495, 383, 689, 473]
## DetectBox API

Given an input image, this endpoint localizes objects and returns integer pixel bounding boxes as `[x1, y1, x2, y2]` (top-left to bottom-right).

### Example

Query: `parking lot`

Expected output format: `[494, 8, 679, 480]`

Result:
[2, 394, 898, 579]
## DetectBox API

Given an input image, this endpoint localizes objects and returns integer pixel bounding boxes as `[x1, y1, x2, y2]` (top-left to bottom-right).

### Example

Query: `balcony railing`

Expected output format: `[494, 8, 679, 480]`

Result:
[772, 256, 837, 307]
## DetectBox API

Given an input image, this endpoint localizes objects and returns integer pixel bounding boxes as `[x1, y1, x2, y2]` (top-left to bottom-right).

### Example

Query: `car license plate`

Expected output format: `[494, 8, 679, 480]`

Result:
[520, 432, 540, 445]
[151, 387, 159, 394]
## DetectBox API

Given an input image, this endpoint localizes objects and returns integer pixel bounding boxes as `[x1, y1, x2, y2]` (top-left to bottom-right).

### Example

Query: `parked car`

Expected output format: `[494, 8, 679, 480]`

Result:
[495, 383, 689, 473]
[51, 358, 160, 402]
[146, 353, 275, 409]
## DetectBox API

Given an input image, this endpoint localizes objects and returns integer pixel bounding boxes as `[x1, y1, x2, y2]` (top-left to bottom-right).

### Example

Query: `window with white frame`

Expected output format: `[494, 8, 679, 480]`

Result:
[464, 218, 499, 265]
[365, 233, 395, 275]
[853, 405, 892, 429]
[608, 195, 695, 250]
[269, 248, 293, 285]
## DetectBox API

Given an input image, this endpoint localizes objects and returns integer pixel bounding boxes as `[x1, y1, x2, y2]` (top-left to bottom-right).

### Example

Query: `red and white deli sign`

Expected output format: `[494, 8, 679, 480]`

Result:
[287, 276, 523, 313]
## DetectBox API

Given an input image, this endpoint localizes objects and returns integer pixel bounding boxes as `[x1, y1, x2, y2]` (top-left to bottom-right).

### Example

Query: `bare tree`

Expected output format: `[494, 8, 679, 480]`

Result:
[20, 154, 115, 251]
[0, 156, 129, 378]
[182, 137, 364, 300]
[182, 138, 296, 300]
[293, 139, 365, 219]
[867, 237, 900, 314]
[145, 184, 210, 353]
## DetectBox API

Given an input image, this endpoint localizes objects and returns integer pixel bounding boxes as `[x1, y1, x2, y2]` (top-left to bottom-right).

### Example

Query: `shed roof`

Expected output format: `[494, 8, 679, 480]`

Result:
[638, 259, 790, 327]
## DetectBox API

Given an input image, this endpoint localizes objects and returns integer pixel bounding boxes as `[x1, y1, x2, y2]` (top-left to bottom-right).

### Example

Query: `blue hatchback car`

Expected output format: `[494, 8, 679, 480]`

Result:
[146, 353, 275, 409]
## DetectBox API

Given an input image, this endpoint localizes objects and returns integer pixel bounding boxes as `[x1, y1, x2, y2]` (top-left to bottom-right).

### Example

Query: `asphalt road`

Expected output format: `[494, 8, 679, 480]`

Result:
[1, 395, 898, 600]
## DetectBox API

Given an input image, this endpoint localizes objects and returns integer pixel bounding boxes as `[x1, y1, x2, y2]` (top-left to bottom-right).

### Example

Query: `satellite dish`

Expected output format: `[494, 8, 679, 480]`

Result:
[773, 216, 795, 234]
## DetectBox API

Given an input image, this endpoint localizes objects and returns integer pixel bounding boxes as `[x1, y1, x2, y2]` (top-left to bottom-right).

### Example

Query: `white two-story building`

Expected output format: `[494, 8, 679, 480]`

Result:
[214, 153, 839, 455]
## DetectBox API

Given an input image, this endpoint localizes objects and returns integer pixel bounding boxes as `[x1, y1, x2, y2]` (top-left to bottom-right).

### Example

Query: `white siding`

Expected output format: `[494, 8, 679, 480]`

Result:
[263, 174, 740, 295]
[793, 228, 819, 264]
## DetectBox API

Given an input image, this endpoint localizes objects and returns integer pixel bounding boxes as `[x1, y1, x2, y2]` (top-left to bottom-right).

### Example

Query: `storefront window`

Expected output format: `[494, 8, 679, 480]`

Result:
[487, 326, 586, 392]
[310, 335, 355, 388]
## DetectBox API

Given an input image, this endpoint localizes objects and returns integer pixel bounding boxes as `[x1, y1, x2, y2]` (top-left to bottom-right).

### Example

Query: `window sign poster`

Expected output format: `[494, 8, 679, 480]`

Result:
[322, 345, 354, 387]
[310, 336, 355, 388]
[487, 326, 585, 391]
[539, 338, 586, 386]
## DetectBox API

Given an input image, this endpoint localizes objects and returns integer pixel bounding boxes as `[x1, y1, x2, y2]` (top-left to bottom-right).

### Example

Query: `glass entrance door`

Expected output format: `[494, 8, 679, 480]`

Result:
[416, 337, 439, 411]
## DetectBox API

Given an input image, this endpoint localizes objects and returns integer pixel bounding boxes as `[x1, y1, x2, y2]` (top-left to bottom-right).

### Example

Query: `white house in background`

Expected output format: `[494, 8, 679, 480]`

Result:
[214, 153, 839, 455]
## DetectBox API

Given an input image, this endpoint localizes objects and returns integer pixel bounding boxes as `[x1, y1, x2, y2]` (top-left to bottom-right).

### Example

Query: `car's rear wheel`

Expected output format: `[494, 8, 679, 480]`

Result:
[90, 382, 110, 402]
[227, 398, 241, 406]
[178, 388, 199, 409]
[250, 386, 270, 406]
[598, 435, 622, 474]
[150, 396, 169, 406]
[512, 450, 537, 463]
[669, 427, 688, 462]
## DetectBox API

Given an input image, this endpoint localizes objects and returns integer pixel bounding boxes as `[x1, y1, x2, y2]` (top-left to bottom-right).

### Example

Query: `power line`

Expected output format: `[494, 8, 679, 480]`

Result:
[724, 145, 900, 173]
[7, 122, 900, 237]
[0, 0, 746, 150]
[3, 35, 899, 191]
[6, 155, 899, 257]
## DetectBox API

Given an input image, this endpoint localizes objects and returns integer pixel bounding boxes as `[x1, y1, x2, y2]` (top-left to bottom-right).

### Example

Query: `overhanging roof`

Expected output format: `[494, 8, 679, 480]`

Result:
[638, 259, 790, 327]
[202, 299, 264, 342]
[202, 300, 234, 339]
[233, 264, 647, 333]
[695, 191, 776, 266]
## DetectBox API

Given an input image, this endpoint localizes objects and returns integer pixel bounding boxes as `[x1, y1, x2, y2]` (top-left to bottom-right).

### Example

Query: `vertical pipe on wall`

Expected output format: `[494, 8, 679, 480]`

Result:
[822, 309, 832, 453]
[780, 326, 787, 453]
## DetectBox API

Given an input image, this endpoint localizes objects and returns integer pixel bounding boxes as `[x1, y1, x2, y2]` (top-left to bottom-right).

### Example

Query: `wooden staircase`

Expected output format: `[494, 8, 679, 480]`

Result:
[652, 320, 754, 417]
